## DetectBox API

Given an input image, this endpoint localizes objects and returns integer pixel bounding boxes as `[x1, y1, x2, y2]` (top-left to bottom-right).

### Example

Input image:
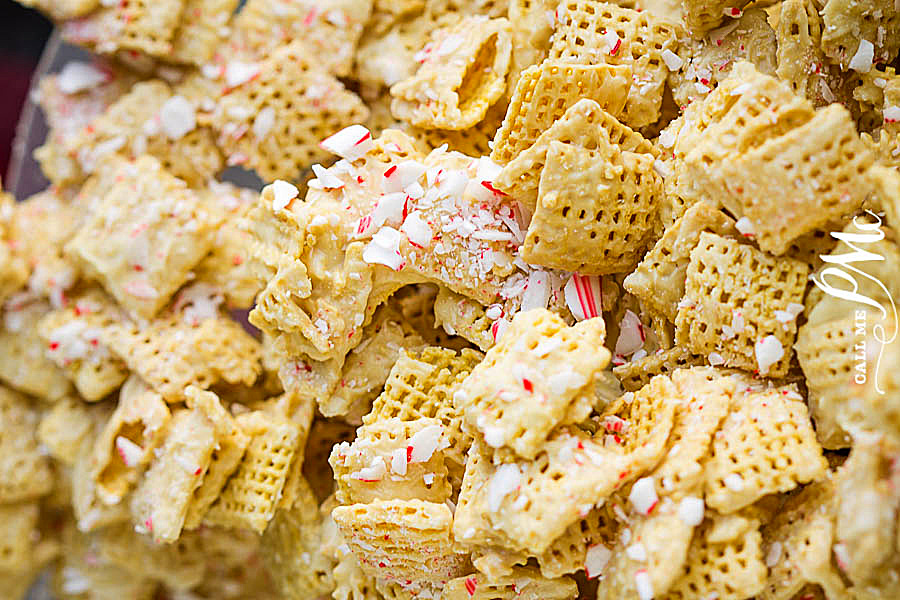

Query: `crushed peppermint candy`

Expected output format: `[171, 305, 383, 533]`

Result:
[723, 473, 745, 492]
[320, 125, 373, 162]
[252, 106, 276, 139]
[547, 370, 588, 395]
[584, 543, 612, 579]
[884, 105, 900, 123]
[765, 541, 783, 567]
[774, 303, 804, 323]
[629, 476, 658, 515]
[352, 456, 387, 482]
[159, 95, 196, 140]
[564, 273, 602, 321]
[677, 496, 705, 526]
[708, 352, 725, 366]
[755, 335, 784, 376]
[363, 227, 405, 270]
[115, 436, 144, 468]
[309, 163, 344, 189]
[271, 180, 299, 210]
[635, 569, 654, 600]
[58, 61, 108, 94]
[390, 447, 407, 475]
[401, 211, 432, 247]
[487, 463, 522, 512]
[661, 48, 684, 71]
[520, 270, 551, 312]
[615, 310, 645, 356]
[224, 60, 260, 88]
[734, 216, 755, 236]
[407, 424, 443, 463]
[626, 542, 647, 562]
[848, 39, 874, 73]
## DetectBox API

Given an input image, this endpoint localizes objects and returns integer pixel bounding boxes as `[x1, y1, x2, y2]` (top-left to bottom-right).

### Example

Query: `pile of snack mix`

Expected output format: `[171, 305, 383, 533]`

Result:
[1, 0, 899, 598]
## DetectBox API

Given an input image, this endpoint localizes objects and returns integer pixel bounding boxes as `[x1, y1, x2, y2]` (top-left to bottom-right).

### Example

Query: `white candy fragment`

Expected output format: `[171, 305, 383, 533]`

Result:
[735, 216, 755, 236]
[520, 270, 551, 312]
[615, 310, 645, 356]
[321, 125, 374, 162]
[271, 180, 299, 210]
[677, 496, 705, 526]
[626, 543, 647, 562]
[58, 61, 107, 94]
[391, 447, 407, 476]
[352, 457, 386, 482]
[724, 473, 745, 492]
[487, 463, 521, 512]
[629, 477, 659, 515]
[584, 543, 612, 579]
[115, 436, 144, 468]
[160, 95, 196, 140]
[363, 227, 404, 270]
[407, 425, 442, 463]
[635, 570, 654, 600]
[849, 39, 874, 73]
[755, 335, 784, 376]
[661, 49, 683, 71]
[401, 211, 432, 247]
[564, 273, 602, 321]
[310, 164, 344, 189]
[252, 106, 276, 139]
[225, 60, 260, 88]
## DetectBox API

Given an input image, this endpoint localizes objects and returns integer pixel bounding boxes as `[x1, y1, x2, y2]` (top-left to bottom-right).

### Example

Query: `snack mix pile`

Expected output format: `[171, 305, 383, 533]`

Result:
[2, 0, 900, 598]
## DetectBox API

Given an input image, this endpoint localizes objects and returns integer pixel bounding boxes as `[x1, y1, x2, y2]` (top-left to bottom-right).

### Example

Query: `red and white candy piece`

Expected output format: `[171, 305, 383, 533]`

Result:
[615, 309, 645, 356]
[629, 476, 658, 515]
[271, 180, 299, 211]
[115, 436, 144, 468]
[564, 273, 602, 321]
[584, 543, 612, 579]
[320, 125, 374, 162]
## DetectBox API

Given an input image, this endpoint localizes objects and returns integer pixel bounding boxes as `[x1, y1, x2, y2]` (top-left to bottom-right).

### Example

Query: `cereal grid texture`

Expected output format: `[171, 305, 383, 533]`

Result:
[4, 0, 900, 597]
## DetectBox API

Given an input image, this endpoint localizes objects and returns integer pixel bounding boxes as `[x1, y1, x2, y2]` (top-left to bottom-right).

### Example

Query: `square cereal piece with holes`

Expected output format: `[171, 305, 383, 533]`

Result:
[329, 417, 452, 505]
[364, 347, 482, 475]
[130, 407, 217, 543]
[495, 98, 655, 210]
[718, 105, 875, 255]
[795, 313, 857, 450]
[669, 8, 778, 109]
[61, 0, 187, 57]
[66, 156, 219, 320]
[169, 0, 239, 66]
[674, 232, 809, 378]
[536, 502, 619, 579]
[665, 511, 767, 600]
[506, 0, 556, 84]
[648, 367, 735, 499]
[17, 0, 99, 19]
[821, 0, 900, 72]
[613, 346, 706, 392]
[703, 385, 827, 513]
[490, 61, 631, 165]
[324, 307, 427, 422]
[0, 502, 39, 573]
[0, 387, 53, 504]
[522, 140, 661, 275]
[102, 310, 262, 401]
[432, 286, 496, 351]
[89, 376, 171, 506]
[211, 41, 369, 182]
[229, 0, 373, 77]
[454, 376, 677, 554]
[96, 523, 209, 591]
[65, 80, 223, 188]
[681, 0, 751, 36]
[444, 567, 578, 599]
[454, 308, 610, 460]
[675, 62, 815, 214]
[332, 499, 469, 584]
[624, 202, 737, 322]
[37, 289, 129, 402]
[390, 16, 512, 130]
[37, 396, 100, 467]
[597, 508, 695, 600]
[773, 0, 832, 106]
[261, 481, 335, 599]
[0, 298, 73, 401]
[760, 480, 839, 600]
[205, 410, 301, 533]
[181, 387, 251, 529]
[549, 1, 683, 128]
